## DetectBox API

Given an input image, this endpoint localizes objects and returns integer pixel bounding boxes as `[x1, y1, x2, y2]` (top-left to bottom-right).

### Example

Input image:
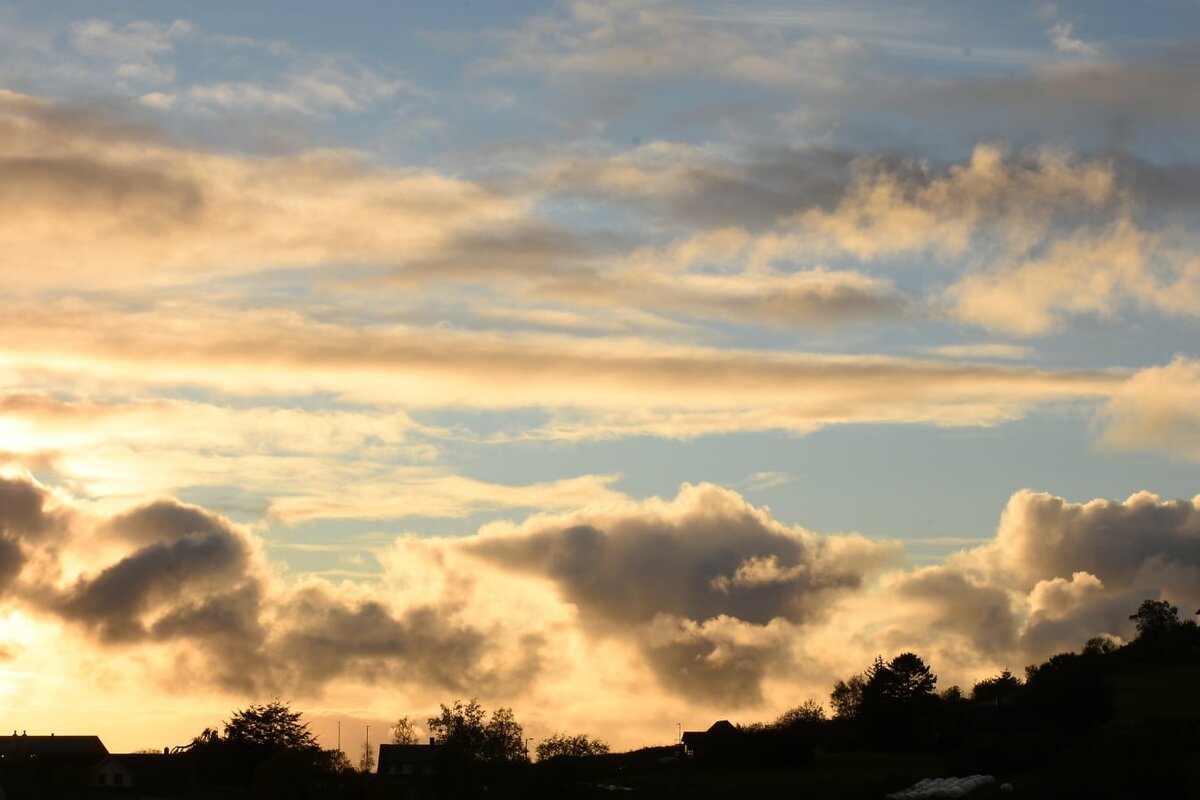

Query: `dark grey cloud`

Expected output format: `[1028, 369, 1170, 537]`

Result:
[97, 498, 239, 548]
[0, 156, 203, 220]
[659, 147, 852, 230]
[389, 224, 609, 285]
[46, 496, 521, 696]
[59, 520, 254, 643]
[892, 567, 1020, 659]
[467, 484, 896, 704]
[273, 587, 540, 696]
[0, 476, 65, 540]
[1111, 153, 1200, 216]
[643, 622, 783, 706]
[537, 145, 855, 231]
[0, 476, 71, 594]
[897, 46, 1200, 153]
[469, 493, 889, 627]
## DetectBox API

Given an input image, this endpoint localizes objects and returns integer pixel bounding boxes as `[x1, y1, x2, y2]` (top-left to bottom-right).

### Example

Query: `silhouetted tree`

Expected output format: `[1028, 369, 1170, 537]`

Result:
[831, 674, 866, 719]
[535, 733, 610, 761]
[940, 685, 964, 703]
[1024, 651, 1114, 728]
[224, 701, 321, 753]
[972, 669, 1022, 707]
[1130, 599, 1180, 639]
[391, 716, 418, 745]
[325, 748, 353, 774]
[773, 699, 826, 728]
[357, 741, 375, 773]
[886, 653, 937, 701]
[427, 699, 529, 765]
[1082, 635, 1118, 656]
[483, 706, 528, 763]
[859, 653, 939, 749]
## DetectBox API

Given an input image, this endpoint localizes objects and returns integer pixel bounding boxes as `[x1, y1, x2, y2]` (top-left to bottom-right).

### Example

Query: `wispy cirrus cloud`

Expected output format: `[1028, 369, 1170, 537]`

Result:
[473, 0, 862, 88]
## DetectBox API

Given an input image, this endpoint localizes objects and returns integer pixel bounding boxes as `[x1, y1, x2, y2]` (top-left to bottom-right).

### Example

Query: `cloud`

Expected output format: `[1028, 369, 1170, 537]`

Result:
[269, 472, 629, 524]
[0, 91, 523, 289]
[0, 479, 531, 697]
[464, 482, 899, 703]
[0, 475, 73, 596]
[1097, 357, 1200, 462]
[475, 0, 861, 88]
[1046, 21, 1101, 58]
[0, 299, 1119, 436]
[70, 18, 194, 85]
[900, 47, 1200, 146]
[945, 216, 1150, 335]
[178, 52, 412, 116]
[3, 471, 1200, 746]
[796, 143, 1116, 262]
[58, 517, 258, 644]
[534, 141, 852, 230]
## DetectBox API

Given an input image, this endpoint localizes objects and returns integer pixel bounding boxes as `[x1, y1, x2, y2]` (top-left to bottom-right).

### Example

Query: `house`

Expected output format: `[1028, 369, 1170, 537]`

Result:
[376, 741, 441, 778]
[88, 753, 192, 797]
[680, 720, 737, 760]
[0, 733, 110, 800]
[88, 756, 136, 789]
[0, 734, 108, 758]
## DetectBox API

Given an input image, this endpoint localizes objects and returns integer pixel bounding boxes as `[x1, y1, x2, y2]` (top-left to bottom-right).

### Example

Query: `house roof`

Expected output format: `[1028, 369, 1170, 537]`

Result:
[377, 743, 441, 771]
[681, 720, 739, 747]
[0, 735, 108, 757]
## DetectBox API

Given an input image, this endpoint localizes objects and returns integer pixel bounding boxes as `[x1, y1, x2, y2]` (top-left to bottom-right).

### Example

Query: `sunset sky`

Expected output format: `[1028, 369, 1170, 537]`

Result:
[2, 0, 1200, 756]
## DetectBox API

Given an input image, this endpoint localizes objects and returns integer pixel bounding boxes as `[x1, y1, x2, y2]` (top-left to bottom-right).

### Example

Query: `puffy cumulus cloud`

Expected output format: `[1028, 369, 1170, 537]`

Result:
[848, 489, 1200, 685]
[971, 489, 1200, 594]
[464, 483, 900, 703]
[0, 300, 1118, 437]
[640, 614, 795, 706]
[770, 143, 1200, 335]
[785, 490, 1200, 694]
[469, 482, 898, 626]
[476, 0, 861, 88]
[1096, 357, 1200, 462]
[270, 585, 543, 698]
[5, 471, 1200, 749]
[0, 476, 530, 698]
[0, 475, 73, 593]
[0, 91, 523, 289]
[945, 216, 1149, 335]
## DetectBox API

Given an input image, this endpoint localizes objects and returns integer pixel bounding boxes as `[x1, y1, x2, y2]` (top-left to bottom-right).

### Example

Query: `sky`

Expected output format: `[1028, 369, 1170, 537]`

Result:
[1, 0, 1200, 756]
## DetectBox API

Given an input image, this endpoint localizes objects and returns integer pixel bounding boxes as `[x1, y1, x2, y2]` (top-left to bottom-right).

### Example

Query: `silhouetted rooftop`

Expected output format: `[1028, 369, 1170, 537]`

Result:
[0, 735, 108, 757]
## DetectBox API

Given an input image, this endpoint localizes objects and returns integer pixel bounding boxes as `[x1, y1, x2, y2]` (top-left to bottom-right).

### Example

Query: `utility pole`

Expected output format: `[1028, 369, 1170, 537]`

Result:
[337, 721, 341, 754]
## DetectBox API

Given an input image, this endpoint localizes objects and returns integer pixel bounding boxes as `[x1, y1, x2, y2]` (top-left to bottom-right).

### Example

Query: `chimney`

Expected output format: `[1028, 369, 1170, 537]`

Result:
[429, 737, 435, 746]
[164, 747, 170, 755]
